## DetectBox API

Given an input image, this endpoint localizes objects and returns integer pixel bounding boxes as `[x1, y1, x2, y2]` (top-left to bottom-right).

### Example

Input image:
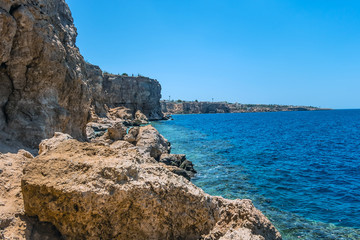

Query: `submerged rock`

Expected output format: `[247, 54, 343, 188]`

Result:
[21, 138, 281, 240]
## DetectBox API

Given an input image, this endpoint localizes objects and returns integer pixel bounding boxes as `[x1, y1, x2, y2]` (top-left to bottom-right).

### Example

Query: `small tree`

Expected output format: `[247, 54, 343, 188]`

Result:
[122, 73, 128, 76]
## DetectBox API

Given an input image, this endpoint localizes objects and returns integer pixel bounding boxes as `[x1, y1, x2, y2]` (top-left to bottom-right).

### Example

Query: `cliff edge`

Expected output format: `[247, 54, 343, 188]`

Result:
[162, 101, 328, 115]
[0, 0, 163, 152]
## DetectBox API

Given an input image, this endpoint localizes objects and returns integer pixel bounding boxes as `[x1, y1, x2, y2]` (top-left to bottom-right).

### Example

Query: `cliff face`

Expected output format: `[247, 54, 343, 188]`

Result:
[0, 0, 90, 150]
[0, 0, 163, 151]
[162, 101, 230, 114]
[162, 101, 325, 115]
[86, 64, 163, 120]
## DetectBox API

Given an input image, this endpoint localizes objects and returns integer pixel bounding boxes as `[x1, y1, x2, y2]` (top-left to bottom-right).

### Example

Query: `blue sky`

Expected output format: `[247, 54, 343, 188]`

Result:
[66, 0, 360, 109]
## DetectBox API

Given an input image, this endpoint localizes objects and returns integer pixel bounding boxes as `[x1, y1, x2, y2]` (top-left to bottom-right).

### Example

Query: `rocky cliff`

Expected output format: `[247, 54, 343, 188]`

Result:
[86, 64, 163, 120]
[0, 0, 163, 151]
[162, 101, 327, 115]
[0, 0, 90, 150]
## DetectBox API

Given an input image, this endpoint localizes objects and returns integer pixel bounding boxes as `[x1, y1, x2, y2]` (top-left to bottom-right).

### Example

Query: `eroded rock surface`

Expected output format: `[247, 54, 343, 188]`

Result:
[0, 0, 164, 151]
[0, 0, 90, 149]
[86, 65, 164, 121]
[0, 150, 62, 239]
[21, 138, 281, 240]
[136, 125, 170, 160]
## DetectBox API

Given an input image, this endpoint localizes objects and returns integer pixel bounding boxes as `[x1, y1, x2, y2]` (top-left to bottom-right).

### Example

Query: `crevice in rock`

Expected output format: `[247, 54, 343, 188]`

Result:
[9, 4, 22, 15]
[1, 63, 12, 125]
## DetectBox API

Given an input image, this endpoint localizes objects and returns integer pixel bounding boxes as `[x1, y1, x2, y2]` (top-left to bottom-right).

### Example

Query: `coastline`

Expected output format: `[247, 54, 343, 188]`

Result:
[161, 100, 331, 116]
[153, 111, 360, 240]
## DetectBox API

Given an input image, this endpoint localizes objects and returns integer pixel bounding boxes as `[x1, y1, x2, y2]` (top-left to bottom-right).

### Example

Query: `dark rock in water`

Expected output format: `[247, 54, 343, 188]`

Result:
[180, 160, 197, 174]
[163, 114, 173, 120]
[160, 154, 197, 179]
[159, 153, 186, 166]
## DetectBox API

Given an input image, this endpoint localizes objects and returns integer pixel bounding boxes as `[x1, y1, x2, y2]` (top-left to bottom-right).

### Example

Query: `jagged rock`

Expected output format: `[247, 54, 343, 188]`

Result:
[159, 154, 196, 179]
[110, 140, 135, 150]
[38, 132, 73, 155]
[180, 160, 196, 173]
[106, 122, 127, 141]
[159, 153, 186, 166]
[0, 150, 63, 239]
[123, 127, 139, 144]
[108, 107, 133, 120]
[0, 0, 91, 149]
[21, 138, 281, 240]
[101, 74, 163, 120]
[161, 164, 193, 181]
[134, 110, 148, 125]
[0, 0, 164, 151]
[136, 125, 170, 160]
[86, 64, 164, 121]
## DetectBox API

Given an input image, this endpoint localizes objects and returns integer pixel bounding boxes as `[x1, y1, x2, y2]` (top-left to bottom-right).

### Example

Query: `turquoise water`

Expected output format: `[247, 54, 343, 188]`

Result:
[152, 110, 360, 240]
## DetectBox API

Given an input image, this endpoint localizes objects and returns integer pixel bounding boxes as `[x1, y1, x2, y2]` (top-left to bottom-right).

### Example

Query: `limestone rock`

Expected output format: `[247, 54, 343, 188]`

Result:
[85, 64, 164, 121]
[136, 125, 170, 160]
[108, 106, 133, 120]
[21, 138, 281, 240]
[0, 150, 62, 239]
[134, 110, 148, 125]
[38, 132, 73, 155]
[159, 153, 197, 178]
[101, 74, 163, 120]
[0, 0, 164, 151]
[123, 126, 139, 144]
[107, 122, 127, 141]
[0, 0, 91, 149]
[110, 140, 136, 150]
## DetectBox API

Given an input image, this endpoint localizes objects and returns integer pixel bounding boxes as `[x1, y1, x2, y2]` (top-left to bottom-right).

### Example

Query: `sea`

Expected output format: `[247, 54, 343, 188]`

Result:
[152, 109, 360, 240]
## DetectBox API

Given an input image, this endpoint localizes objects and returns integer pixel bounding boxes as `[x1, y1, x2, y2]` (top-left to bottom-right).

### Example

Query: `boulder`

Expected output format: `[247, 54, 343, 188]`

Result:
[107, 107, 133, 120]
[38, 132, 73, 155]
[106, 122, 127, 141]
[134, 110, 148, 125]
[136, 125, 170, 160]
[159, 154, 196, 178]
[159, 153, 186, 166]
[123, 127, 139, 144]
[21, 138, 281, 240]
[0, 150, 62, 239]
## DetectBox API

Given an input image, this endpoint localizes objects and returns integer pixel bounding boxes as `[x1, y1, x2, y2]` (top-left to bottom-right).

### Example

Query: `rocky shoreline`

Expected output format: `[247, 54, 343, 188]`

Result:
[0, 0, 282, 239]
[161, 100, 330, 115]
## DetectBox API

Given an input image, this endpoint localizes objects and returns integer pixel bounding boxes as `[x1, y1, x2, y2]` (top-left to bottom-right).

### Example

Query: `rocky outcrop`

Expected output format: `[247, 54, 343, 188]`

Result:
[161, 101, 328, 115]
[21, 138, 281, 240]
[0, 0, 163, 151]
[0, 150, 62, 239]
[0, 0, 91, 149]
[162, 101, 230, 115]
[85, 64, 163, 120]
[135, 125, 170, 160]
